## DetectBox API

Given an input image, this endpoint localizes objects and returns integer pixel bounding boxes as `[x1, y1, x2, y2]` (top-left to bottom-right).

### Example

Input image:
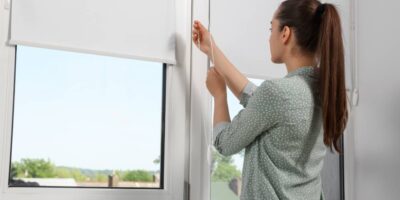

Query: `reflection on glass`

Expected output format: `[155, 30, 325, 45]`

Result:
[9, 46, 164, 188]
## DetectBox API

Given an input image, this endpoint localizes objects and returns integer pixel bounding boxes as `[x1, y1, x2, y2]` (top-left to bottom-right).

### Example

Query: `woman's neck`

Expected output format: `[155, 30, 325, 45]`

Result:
[285, 54, 317, 73]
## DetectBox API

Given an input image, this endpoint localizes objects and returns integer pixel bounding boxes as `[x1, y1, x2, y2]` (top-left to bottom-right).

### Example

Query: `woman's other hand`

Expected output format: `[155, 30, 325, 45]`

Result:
[206, 67, 227, 98]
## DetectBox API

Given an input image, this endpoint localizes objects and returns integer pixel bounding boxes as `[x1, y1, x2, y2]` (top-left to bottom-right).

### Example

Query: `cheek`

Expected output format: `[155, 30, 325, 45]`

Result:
[269, 34, 282, 62]
[269, 34, 277, 54]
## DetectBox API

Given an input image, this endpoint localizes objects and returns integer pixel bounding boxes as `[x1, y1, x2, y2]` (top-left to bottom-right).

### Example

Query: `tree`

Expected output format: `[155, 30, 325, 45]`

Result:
[12, 158, 56, 178]
[153, 155, 160, 164]
[94, 173, 108, 182]
[55, 167, 86, 182]
[212, 162, 241, 182]
[122, 170, 153, 182]
[211, 150, 241, 182]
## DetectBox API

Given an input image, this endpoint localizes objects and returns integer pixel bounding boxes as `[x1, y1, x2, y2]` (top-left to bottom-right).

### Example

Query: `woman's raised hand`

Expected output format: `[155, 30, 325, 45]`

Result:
[192, 20, 214, 57]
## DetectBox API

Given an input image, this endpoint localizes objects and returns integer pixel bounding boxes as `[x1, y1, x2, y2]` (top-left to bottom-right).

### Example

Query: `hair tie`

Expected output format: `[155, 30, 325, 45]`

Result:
[316, 3, 326, 17]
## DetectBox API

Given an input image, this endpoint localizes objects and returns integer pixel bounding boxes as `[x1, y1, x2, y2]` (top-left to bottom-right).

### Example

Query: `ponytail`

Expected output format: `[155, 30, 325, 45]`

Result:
[318, 3, 348, 154]
[276, 0, 349, 154]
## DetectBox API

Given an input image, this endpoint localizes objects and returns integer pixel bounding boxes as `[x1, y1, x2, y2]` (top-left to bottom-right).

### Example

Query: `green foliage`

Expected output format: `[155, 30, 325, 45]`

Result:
[211, 150, 241, 182]
[55, 167, 86, 182]
[94, 173, 108, 182]
[11, 158, 156, 183]
[9, 164, 18, 180]
[122, 170, 153, 182]
[153, 155, 160, 165]
[212, 150, 234, 164]
[212, 162, 241, 182]
[11, 152, 241, 184]
[12, 158, 56, 178]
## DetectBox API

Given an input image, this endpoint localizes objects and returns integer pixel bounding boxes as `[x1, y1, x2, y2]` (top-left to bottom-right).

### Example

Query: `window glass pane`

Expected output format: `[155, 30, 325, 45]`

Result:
[211, 78, 264, 199]
[9, 46, 165, 188]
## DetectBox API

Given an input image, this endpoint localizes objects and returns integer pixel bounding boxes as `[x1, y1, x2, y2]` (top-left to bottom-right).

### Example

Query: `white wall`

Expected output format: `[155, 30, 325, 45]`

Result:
[353, 0, 400, 199]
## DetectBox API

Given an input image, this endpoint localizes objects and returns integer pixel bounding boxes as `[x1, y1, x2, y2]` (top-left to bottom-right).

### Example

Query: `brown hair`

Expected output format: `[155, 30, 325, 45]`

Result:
[276, 0, 348, 154]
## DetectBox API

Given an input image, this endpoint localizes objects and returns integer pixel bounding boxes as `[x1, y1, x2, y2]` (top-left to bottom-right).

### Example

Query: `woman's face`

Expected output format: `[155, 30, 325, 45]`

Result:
[269, 9, 285, 64]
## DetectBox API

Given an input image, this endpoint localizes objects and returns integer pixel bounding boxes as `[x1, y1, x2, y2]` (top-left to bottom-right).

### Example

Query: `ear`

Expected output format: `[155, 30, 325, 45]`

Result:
[280, 25, 291, 45]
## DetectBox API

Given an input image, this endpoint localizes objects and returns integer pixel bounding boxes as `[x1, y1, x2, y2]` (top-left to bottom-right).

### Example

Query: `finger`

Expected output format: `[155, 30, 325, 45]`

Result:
[192, 30, 200, 40]
[194, 20, 200, 27]
[193, 23, 200, 32]
[192, 32, 198, 40]
[193, 21, 203, 32]
[192, 27, 199, 34]
[196, 22, 207, 33]
[192, 31, 198, 39]
[192, 34, 200, 44]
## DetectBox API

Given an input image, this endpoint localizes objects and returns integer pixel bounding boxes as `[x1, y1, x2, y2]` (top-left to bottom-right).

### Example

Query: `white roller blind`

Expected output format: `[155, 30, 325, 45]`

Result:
[210, 0, 285, 79]
[10, 0, 176, 65]
[211, 0, 351, 84]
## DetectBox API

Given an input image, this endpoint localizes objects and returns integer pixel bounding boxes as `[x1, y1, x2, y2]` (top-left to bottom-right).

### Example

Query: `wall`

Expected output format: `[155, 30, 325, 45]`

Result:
[353, 0, 400, 200]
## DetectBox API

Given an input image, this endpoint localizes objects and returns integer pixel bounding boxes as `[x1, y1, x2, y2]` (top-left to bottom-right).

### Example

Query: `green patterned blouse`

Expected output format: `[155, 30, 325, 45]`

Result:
[213, 66, 326, 200]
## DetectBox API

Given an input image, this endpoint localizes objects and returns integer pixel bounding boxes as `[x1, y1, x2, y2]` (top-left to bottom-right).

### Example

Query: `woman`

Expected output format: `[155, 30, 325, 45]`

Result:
[192, 0, 348, 199]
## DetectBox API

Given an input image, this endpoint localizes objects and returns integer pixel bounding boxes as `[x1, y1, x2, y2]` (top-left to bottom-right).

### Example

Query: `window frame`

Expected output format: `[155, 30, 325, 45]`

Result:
[8, 46, 167, 190]
[0, 0, 192, 199]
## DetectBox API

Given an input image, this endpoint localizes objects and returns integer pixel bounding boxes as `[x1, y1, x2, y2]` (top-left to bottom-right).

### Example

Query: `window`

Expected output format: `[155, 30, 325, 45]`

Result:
[8, 46, 166, 189]
[210, 78, 264, 199]
[0, 0, 188, 199]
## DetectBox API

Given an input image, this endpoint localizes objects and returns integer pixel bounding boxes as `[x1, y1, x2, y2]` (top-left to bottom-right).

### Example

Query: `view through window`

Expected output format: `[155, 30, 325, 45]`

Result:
[211, 78, 264, 199]
[9, 46, 165, 188]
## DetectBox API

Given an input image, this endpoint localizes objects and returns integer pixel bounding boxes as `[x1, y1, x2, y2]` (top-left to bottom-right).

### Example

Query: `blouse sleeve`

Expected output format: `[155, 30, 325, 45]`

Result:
[213, 80, 284, 156]
[239, 81, 258, 108]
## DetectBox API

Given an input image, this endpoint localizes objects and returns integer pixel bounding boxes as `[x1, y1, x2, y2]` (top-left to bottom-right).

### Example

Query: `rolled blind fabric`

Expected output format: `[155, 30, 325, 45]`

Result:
[10, 0, 176, 64]
[210, 0, 285, 79]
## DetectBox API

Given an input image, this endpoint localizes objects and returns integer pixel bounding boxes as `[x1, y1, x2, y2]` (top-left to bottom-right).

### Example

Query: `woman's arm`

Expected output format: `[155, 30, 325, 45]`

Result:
[213, 80, 282, 156]
[192, 20, 249, 100]
[213, 95, 230, 126]
[206, 67, 231, 126]
[210, 44, 249, 100]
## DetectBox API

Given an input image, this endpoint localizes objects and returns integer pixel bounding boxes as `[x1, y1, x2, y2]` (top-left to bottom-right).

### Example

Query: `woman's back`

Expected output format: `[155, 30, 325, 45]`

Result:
[229, 66, 327, 200]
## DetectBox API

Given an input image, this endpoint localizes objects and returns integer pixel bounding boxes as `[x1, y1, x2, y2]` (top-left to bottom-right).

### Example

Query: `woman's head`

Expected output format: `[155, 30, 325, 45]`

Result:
[270, 0, 348, 154]
[269, 0, 321, 63]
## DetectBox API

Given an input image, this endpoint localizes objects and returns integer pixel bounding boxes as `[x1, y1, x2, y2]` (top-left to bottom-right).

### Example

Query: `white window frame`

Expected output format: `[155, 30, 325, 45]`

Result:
[189, 0, 288, 199]
[188, 0, 212, 199]
[0, 0, 192, 199]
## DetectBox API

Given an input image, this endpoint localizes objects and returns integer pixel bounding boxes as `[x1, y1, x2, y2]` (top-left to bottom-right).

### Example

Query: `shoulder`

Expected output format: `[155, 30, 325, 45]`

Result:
[248, 79, 285, 107]
[256, 79, 286, 97]
[265, 76, 311, 97]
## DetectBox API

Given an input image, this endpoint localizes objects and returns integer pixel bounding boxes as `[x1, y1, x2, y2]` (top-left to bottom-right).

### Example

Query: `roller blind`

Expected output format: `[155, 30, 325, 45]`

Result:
[210, 0, 285, 79]
[211, 0, 351, 87]
[9, 0, 176, 65]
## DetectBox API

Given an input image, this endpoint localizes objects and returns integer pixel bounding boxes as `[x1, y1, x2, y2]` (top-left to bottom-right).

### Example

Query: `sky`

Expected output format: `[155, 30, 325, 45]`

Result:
[11, 46, 163, 171]
[10, 45, 264, 173]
